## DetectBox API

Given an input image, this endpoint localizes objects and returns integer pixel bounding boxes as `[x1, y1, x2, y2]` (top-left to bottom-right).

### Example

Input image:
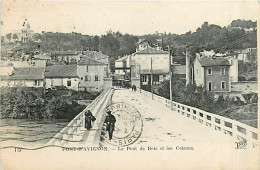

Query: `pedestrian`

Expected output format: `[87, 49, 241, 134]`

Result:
[85, 110, 96, 130]
[104, 110, 116, 140]
[133, 85, 136, 92]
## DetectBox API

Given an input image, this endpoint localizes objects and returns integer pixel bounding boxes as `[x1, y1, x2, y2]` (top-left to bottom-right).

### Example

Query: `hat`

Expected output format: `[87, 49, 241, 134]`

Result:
[107, 110, 112, 114]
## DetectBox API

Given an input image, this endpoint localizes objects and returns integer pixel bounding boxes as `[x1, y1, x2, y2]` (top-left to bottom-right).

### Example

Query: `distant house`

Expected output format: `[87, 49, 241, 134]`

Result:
[45, 65, 79, 91]
[115, 55, 131, 76]
[77, 56, 109, 91]
[1, 67, 45, 87]
[234, 48, 257, 63]
[50, 51, 78, 64]
[6, 21, 34, 43]
[34, 54, 51, 61]
[131, 48, 170, 85]
[136, 39, 151, 52]
[193, 55, 231, 92]
[81, 51, 110, 65]
[10, 60, 47, 68]
[114, 55, 131, 87]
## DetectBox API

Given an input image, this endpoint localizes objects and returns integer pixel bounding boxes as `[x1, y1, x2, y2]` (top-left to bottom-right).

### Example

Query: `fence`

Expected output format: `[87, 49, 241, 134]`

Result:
[47, 89, 111, 146]
[139, 89, 258, 148]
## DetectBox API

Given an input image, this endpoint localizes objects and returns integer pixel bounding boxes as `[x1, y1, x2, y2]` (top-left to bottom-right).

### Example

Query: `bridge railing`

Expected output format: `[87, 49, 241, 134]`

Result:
[47, 90, 109, 145]
[139, 89, 258, 148]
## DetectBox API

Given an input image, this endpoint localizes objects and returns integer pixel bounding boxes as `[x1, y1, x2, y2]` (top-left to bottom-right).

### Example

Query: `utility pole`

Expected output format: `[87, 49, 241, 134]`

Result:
[151, 57, 153, 99]
[168, 45, 173, 110]
[186, 45, 190, 86]
[139, 65, 141, 93]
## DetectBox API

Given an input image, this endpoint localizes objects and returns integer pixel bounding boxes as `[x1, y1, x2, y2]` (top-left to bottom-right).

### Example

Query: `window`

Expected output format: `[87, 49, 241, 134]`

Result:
[207, 68, 212, 75]
[221, 67, 225, 75]
[221, 81, 226, 90]
[196, 69, 198, 74]
[67, 80, 71, 86]
[86, 66, 88, 72]
[208, 82, 212, 91]
[143, 75, 147, 82]
[34, 80, 39, 86]
[85, 76, 88, 81]
[95, 75, 99, 81]
[163, 75, 166, 80]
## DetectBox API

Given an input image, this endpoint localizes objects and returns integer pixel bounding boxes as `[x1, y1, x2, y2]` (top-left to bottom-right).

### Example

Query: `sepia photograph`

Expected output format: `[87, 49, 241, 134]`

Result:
[0, 1, 259, 169]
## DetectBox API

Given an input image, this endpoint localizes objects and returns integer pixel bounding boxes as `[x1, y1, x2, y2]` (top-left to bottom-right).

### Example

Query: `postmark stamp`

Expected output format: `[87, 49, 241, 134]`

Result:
[102, 102, 143, 146]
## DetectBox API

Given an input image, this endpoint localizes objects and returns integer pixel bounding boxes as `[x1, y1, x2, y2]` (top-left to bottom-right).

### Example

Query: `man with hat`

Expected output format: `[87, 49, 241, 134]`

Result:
[104, 110, 116, 140]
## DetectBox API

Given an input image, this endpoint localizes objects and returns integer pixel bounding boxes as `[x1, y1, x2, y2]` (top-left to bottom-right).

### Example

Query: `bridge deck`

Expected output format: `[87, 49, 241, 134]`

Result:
[111, 89, 236, 147]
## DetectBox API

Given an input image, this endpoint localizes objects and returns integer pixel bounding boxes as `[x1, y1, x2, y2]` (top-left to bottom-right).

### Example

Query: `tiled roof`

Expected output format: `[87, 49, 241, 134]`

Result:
[172, 65, 186, 75]
[1, 67, 45, 80]
[45, 65, 78, 78]
[78, 56, 106, 65]
[198, 57, 231, 67]
[83, 51, 109, 59]
[115, 56, 128, 62]
[136, 48, 169, 54]
[51, 51, 78, 55]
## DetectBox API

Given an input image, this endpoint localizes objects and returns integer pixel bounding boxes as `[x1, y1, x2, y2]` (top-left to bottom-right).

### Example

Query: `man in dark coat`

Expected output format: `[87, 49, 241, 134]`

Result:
[85, 110, 96, 130]
[104, 110, 116, 140]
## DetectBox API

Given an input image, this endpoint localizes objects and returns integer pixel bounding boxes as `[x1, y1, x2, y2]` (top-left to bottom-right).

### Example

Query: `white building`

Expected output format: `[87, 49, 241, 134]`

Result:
[77, 56, 109, 92]
[1, 67, 45, 87]
[115, 55, 131, 76]
[131, 48, 170, 85]
[45, 65, 79, 91]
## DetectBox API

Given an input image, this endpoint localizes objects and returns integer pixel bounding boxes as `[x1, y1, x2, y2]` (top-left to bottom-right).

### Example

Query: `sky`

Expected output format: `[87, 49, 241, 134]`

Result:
[1, 1, 259, 36]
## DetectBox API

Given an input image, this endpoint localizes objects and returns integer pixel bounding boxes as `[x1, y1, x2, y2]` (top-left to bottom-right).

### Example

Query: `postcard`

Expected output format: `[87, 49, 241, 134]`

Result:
[0, 1, 259, 169]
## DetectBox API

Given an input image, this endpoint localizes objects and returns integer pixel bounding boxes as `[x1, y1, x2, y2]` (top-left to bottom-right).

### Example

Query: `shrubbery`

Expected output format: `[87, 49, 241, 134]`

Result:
[156, 80, 248, 114]
[0, 87, 99, 119]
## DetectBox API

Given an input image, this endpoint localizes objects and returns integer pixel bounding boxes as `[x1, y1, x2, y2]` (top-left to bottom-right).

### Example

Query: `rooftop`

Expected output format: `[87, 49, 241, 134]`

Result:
[115, 55, 129, 62]
[45, 65, 78, 78]
[135, 48, 168, 54]
[83, 51, 109, 60]
[198, 57, 231, 67]
[1, 67, 45, 80]
[78, 56, 106, 65]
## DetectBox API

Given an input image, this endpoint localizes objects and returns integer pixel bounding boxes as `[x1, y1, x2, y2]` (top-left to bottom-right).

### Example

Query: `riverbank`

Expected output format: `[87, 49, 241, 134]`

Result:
[0, 87, 100, 119]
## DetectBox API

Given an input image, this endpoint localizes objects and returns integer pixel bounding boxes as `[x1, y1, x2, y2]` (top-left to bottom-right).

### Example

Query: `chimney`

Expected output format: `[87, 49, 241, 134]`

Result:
[186, 45, 190, 86]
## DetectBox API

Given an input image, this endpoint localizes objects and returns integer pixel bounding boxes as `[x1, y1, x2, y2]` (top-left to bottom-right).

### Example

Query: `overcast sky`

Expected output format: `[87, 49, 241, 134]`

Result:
[1, 1, 258, 36]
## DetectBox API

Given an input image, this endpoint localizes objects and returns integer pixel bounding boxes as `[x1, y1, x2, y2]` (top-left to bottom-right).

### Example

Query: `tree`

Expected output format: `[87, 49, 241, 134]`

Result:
[12, 33, 18, 40]
[6, 33, 12, 40]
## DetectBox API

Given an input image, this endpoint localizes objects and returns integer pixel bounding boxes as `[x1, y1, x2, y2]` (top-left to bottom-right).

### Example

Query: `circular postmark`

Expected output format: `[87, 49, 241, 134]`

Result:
[102, 102, 143, 146]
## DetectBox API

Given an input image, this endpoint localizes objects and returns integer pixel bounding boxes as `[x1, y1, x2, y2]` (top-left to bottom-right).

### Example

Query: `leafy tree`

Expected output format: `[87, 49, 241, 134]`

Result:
[12, 34, 18, 40]
[6, 33, 12, 40]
